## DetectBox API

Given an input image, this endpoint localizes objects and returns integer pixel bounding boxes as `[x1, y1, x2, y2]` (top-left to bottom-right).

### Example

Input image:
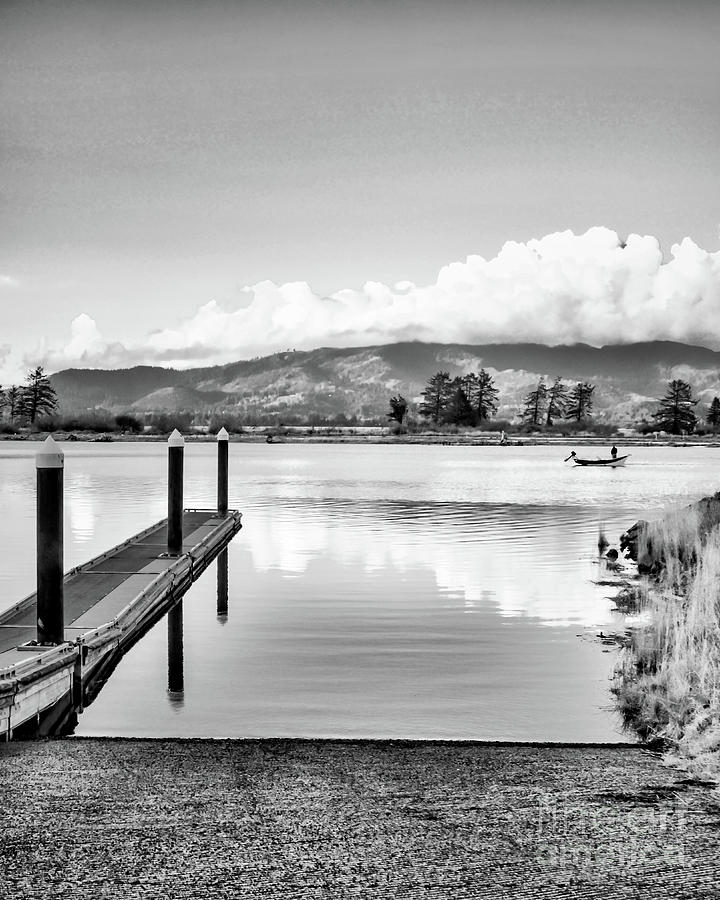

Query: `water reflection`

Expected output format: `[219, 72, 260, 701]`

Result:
[68, 474, 95, 543]
[167, 601, 184, 700]
[5, 441, 720, 742]
[239, 499, 624, 628]
[216, 549, 228, 619]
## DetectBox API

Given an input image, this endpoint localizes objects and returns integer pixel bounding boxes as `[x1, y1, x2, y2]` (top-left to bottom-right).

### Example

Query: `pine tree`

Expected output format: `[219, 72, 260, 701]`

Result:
[419, 371, 452, 423]
[706, 397, 720, 432]
[5, 385, 22, 420]
[20, 366, 58, 423]
[445, 379, 474, 425]
[387, 395, 408, 425]
[652, 379, 697, 435]
[521, 379, 547, 427]
[462, 369, 499, 422]
[545, 376, 567, 426]
[567, 382, 595, 422]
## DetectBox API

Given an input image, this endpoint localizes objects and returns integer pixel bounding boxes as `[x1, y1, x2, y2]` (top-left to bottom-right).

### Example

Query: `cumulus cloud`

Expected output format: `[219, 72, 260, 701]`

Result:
[26, 227, 720, 372]
[27, 313, 132, 373]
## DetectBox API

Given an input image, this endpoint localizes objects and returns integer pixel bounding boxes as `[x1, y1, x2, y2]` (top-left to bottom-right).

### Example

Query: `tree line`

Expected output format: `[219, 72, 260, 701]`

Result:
[3, 364, 720, 438]
[519, 377, 595, 426]
[388, 372, 720, 435]
[388, 370, 595, 428]
[1, 366, 58, 424]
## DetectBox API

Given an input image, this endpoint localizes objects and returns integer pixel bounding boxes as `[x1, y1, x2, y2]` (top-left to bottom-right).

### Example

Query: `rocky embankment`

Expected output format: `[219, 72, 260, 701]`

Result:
[621, 491, 720, 573]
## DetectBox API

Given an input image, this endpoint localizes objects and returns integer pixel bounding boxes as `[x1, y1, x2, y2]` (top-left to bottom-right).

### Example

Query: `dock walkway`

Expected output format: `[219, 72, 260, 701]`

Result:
[0, 509, 242, 738]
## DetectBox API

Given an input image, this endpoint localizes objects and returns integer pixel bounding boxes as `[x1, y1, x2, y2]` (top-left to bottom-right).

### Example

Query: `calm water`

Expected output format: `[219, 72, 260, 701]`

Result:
[1, 441, 718, 741]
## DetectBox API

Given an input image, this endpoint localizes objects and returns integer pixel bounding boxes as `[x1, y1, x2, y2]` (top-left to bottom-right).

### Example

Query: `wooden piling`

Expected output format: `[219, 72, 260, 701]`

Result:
[217, 427, 229, 516]
[36, 436, 64, 645]
[167, 429, 184, 555]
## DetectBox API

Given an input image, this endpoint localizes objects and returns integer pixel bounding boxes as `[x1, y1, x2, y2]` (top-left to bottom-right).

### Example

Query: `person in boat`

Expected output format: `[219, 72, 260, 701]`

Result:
[564, 450, 577, 462]
[611, 445, 618, 459]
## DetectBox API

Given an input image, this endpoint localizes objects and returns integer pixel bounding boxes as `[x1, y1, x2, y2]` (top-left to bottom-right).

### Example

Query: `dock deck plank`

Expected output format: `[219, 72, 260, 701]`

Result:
[68, 575, 160, 629]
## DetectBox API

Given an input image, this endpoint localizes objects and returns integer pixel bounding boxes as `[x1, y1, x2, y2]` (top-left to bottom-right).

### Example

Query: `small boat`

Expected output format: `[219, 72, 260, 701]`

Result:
[564, 452, 630, 467]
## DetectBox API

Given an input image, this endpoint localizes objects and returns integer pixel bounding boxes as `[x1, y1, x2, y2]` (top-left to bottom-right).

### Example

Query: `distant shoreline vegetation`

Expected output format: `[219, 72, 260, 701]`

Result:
[2, 421, 719, 447]
[2, 354, 720, 438]
[0, 405, 718, 441]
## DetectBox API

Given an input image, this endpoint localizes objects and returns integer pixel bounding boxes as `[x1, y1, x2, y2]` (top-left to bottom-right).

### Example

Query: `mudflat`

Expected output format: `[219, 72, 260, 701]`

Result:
[1, 738, 719, 898]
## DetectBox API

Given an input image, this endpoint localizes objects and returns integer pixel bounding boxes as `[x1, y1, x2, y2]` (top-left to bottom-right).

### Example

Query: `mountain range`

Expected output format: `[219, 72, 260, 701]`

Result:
[49, 340, 720, 425]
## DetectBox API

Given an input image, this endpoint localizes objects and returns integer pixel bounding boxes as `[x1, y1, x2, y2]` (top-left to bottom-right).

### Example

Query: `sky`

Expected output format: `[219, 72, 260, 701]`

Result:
[1, 0, 719, 381]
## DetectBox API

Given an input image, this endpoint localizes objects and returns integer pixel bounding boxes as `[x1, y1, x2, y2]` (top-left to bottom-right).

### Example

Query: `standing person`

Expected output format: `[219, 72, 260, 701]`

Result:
[611, 445, 618, 459]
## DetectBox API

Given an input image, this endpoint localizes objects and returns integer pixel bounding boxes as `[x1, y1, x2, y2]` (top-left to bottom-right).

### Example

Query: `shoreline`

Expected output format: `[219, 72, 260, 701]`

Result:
[2, 736, 718, 898]
[2, 431, 718, 448]
[64, 735, 642, 747]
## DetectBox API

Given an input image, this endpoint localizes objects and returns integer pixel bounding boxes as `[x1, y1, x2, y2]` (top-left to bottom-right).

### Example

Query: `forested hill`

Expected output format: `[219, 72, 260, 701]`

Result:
[49, 340, 720, 425]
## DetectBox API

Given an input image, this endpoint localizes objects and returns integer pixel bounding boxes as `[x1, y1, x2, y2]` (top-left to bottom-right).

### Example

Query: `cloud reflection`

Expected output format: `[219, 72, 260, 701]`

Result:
[67, 473, 96, 543]
[241, 499, 622, 628]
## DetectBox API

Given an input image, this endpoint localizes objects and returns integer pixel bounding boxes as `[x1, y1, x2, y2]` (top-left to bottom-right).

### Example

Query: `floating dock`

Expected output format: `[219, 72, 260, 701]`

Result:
[0, 508, 242, 739]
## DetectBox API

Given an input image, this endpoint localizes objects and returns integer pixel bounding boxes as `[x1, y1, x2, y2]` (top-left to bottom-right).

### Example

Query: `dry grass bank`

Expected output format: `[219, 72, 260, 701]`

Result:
[613, 504, 720, 780]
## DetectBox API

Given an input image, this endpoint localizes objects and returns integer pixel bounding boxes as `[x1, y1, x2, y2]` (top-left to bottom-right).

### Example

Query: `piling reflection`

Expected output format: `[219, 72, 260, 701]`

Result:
[167, 600, 184, 699]
[217, 549, 228, 620]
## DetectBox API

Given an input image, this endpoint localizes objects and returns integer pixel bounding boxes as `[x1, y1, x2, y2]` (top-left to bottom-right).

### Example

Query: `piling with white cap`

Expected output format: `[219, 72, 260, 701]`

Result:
[167, 429, 184, 555]
[217, 427, 229, 515]
[36, 436, 64, 645]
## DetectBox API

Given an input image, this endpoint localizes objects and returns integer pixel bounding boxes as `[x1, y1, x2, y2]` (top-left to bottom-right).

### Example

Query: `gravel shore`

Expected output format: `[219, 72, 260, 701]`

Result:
[2, 738, 720, 899]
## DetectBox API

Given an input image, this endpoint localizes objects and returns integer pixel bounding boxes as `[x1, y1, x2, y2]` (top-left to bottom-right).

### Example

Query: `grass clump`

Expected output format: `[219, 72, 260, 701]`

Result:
[612, 507, 720, 780]
[611, 580, 649, 614]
